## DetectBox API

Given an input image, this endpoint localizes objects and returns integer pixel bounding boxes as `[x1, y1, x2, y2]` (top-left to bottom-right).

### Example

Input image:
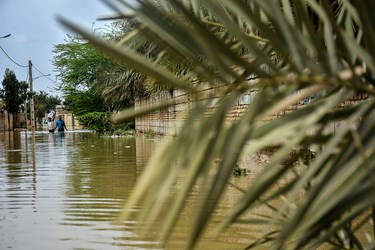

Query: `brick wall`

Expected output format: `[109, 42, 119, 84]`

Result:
[135, 86, 369, 136]
[134, 85, 260, 135]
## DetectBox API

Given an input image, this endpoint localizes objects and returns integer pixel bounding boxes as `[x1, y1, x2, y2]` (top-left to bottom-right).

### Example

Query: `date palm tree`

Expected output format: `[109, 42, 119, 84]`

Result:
[60, 0, 375, 249]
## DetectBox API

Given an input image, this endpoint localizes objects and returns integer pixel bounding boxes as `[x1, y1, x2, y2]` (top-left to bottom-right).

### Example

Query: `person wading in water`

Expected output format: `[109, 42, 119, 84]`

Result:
[47, 117, 54, 133]
[55, 115, 67, 133]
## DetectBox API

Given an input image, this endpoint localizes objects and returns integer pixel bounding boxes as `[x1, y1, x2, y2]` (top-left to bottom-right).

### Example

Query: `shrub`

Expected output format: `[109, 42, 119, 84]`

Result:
[77, 112, 112, 133]
[78, 112, 134, 134]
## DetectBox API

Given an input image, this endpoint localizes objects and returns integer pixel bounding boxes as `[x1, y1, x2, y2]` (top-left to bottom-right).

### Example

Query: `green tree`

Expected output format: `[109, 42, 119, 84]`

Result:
[63, 88, 106, 116]
[52, 35, 109, 113]
[52, 33, 141, 114]
[0, 69, 23, 130]
[19, 80, 29, 128]
[61, 1, 375, 249]
[96, 19, 151, 109]
[19, 80, 28, 113]
[53, 35, 111, 90]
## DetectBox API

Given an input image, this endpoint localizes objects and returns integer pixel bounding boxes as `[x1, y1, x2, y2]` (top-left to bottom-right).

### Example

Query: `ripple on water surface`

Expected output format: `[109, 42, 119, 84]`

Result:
[0, 131, 156, 249]
[1, 131, 259, 249]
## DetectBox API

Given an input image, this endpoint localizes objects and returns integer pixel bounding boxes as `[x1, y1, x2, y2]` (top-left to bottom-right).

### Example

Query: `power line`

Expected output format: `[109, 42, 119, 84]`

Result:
[32, 64, 55, 82]
[0, 45, 28, 68]
[0, 44, 56, 84]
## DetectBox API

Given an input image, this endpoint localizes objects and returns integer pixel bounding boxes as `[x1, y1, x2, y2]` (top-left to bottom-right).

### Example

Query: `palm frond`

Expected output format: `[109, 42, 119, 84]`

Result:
[60, 0, 375, 249]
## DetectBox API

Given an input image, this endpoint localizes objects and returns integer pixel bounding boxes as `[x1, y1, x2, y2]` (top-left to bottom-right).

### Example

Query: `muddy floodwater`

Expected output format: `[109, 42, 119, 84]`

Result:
[0, 131, 259, 250]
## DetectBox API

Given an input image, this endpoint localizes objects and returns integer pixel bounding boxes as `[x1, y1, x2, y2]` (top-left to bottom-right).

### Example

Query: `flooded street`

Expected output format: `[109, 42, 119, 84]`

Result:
[0, 131, 148, 249]
[0, 131, 256, 250]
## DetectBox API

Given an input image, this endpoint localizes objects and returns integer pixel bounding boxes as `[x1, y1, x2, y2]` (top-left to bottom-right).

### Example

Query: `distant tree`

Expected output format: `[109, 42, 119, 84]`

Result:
[19, 80, 28, 112]
[0, 69, 23, 130]
[0, 69, 23, 114]
[19, 80, 29, 128]
[33, 91, 61, 123]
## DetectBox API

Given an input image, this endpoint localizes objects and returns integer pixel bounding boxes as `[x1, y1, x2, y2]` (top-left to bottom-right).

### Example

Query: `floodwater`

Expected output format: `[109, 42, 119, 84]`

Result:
[0, 131, 256, 250]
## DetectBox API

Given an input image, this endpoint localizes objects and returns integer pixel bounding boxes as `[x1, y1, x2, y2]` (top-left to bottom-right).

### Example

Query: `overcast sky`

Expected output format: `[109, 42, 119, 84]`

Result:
[0, 0, 115, 96]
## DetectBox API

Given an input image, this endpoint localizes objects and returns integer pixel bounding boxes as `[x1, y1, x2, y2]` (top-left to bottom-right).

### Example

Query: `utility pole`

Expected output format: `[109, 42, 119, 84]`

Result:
[29, 60, 35, 131]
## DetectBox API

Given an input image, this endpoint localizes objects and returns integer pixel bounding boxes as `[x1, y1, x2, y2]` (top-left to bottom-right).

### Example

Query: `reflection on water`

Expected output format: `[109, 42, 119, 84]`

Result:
[0, 131, 255, 249]
[0, 131, 149, 249]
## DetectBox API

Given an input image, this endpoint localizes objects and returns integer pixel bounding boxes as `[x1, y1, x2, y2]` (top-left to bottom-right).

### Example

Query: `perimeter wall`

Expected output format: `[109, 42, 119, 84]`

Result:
[135, 86, 295, 136]
[134, 87, 369, 136]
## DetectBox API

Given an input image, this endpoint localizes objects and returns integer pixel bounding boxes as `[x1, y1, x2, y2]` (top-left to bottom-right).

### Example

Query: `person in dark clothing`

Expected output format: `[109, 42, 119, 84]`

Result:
[55, 115, 67, 132]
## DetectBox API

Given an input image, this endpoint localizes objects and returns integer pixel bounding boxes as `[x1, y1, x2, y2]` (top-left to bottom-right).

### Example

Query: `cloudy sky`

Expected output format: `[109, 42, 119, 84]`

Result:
[0, 0, 116, 96]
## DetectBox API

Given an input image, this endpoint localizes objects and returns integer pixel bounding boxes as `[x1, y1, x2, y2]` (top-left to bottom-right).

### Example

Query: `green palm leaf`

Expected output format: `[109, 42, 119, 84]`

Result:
[60, 0, 375, 249]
